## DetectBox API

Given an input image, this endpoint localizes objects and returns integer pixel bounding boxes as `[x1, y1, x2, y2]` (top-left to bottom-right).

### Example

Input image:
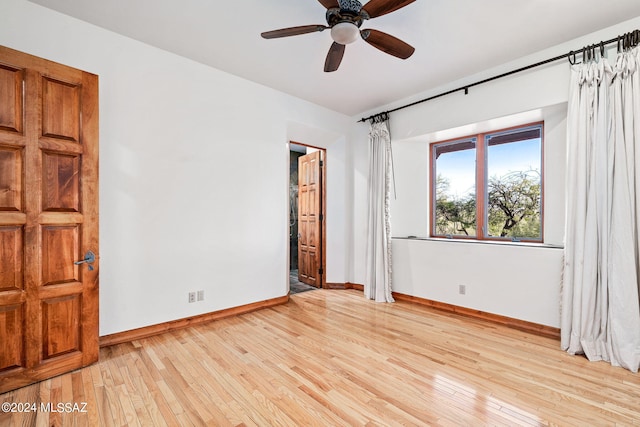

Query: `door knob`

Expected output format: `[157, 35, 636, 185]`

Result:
[75, 250, 96, 271]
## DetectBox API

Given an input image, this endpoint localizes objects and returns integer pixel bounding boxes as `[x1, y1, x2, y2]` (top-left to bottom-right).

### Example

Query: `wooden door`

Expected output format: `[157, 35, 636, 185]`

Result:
[0, 46, 99, 393]
[298, 150, 323, 287]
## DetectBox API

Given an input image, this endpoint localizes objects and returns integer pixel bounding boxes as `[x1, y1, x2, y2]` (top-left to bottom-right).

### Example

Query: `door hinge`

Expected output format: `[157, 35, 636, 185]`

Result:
[318, 268, 323, 275]
[320, 160, 324, 167]
[319, 214, 324, 221]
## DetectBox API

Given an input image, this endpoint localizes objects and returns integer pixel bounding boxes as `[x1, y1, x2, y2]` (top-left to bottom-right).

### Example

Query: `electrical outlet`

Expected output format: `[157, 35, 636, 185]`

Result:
[459, 284, 466, 295]
[188, 292, 196, 303]
[197, 290, 204, 301]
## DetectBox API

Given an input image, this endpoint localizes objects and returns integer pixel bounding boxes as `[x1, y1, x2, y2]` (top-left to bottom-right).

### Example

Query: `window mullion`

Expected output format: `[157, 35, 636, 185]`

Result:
[476, 133, 486, 239]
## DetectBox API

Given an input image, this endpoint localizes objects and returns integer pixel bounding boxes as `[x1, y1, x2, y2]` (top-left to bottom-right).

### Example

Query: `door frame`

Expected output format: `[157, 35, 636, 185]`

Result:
[288, 141, 326, 289]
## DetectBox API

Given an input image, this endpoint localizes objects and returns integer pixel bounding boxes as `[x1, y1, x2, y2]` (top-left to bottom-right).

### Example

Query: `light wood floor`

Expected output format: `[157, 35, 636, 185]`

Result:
[2, 289, 639, 426]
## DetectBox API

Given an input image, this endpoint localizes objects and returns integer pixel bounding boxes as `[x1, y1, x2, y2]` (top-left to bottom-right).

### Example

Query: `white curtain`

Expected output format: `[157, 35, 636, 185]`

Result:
[562, 45, 640, 372]
[365, 120, 394, 302]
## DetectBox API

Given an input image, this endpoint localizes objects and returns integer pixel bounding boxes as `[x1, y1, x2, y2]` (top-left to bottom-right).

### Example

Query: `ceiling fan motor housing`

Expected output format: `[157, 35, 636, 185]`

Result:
[338, 0, 363, 12]
[326, 6, 365, 29]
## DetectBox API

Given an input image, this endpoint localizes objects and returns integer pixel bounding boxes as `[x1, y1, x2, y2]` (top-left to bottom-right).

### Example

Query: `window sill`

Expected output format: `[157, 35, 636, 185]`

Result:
[392, 236, 563, 249]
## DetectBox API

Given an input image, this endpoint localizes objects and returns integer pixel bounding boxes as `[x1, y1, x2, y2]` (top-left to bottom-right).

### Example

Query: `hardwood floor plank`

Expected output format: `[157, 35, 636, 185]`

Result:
[89, 365, 114, 427]
[48, 375, 63, 427]
[2, 289, 640, 426]
[154, 380, 186, 420]
[34, 379, 52, 427]
[80, 368, 99, 427]
[99, 369, 127, 426]
[129, 358, 176, 426]
[114, 383, 142, 427]
[158, 358, 208, 425]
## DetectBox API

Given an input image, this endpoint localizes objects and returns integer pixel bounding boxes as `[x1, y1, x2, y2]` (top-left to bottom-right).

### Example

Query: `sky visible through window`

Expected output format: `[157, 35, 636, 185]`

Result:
[438, 137, 541, 198]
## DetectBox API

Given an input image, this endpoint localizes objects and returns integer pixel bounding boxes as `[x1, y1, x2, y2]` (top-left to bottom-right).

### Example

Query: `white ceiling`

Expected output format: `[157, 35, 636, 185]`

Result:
[29, 0, 640, 116]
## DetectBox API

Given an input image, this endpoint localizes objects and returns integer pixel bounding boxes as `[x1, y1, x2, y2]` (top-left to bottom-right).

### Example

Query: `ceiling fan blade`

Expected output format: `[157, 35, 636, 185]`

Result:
[361, 0, 415, 18]
[324, 42, 346, 72]
[261, 25, 328, 39]
[318, 0, 339, 8]
[361, 29, 415, 59]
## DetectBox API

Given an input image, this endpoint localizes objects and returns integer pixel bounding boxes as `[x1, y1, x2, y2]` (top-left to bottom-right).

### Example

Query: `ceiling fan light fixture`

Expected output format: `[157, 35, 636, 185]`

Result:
[330, 22, 360, 44]
[261, 0, 417, 71]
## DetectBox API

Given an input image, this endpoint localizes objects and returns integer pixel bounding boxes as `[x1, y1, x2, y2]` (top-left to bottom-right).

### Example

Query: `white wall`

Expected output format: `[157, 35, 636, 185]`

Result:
[0, 0, 352, 335]
[349, 15, 640, 328]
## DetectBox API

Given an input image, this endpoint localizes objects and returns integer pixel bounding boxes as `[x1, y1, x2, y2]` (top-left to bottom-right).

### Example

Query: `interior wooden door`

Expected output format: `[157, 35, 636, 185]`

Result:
[0, 46, 99, 393]
[298, 150, 323, 287]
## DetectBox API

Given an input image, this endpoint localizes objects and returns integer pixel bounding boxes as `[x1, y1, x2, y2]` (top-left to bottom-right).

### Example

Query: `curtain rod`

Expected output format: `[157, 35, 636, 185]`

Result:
[358, 29, 640, 123]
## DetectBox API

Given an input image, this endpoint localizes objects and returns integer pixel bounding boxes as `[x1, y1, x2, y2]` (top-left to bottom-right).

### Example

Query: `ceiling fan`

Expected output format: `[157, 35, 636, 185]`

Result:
[261, 0, 416, 72]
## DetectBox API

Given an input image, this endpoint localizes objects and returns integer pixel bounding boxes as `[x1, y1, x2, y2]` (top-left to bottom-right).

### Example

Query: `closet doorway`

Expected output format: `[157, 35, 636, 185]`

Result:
[289, 142, 326, 293]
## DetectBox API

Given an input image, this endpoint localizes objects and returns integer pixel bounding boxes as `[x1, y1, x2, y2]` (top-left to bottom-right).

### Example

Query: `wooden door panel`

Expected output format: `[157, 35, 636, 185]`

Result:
[299, 252, 308, 283]
[0, 146, 22, 211]
[308, 163, 317, 185]
[308, 188, 317, 247]
[42, 295, 81, 359]
[0, 64, 23, 133]
[0, 305, 24, 371]
[41, 225, 79, 285]
[0, 226, 23, 291]
[42, 152, 80, 212]
[41, 77, 80, 142]
[299, 220, 308, 281]
[0, 45, 99, 393]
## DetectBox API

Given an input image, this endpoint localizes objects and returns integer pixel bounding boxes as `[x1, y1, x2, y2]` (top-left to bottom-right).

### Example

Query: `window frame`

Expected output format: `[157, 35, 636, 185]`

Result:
[429, 121, 544, 243]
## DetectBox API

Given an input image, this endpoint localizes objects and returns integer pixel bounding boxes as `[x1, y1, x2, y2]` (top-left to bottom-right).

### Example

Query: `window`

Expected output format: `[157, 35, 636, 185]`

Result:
[431, 123, 543, 242]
